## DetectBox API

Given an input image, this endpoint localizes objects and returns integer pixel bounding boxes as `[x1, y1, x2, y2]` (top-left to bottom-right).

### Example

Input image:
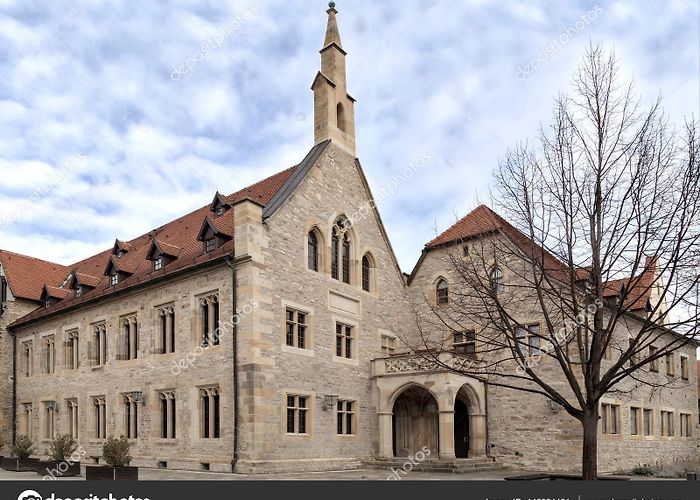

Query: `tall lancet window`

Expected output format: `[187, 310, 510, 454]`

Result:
[337, 103, 346, 132]
[308, 230, 319, 272]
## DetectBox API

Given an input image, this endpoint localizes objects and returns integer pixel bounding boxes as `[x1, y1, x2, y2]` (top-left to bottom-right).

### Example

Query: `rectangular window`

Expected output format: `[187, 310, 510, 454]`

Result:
[200, 294, 220, 347]
[337, 400, 356, 435]
[453, 331, 477, 358]
[630, 407, 641, 436]
[516, 324, 541, 356]
[200, 387, 220, 439]
[335, 322, 354, 359]
[66, 399, 79, 439]
[660, 411, 674, 437]
[643, 409, 653, 436]
[649, 346, 659, 372]
[118, 315, 138, 361]
[380, 334, 396, 357]
[666, 354, 675, 377]
[680, 356, 689, 380]
[123, 395, 139, 439]
[64, 330, 79, 370]
[91, 323, 107, 366]
[21, 403, 33, 439]
[680, 413, 692, 437]
[43, 402, 56, 440]
[93, 397, 107, 439]
[285, 308, 308, 349]
[110, 273, 118, 287]
[159, 391, 176, 439]
[601, 403, 620, 435]
[205, 238, 216, 254]
[41, 336, 55, 374]
[22, 341, 33, 377]
[286, 395, 309, 435]
[153, 257, 163, 271]
[157, 305, 176, 354]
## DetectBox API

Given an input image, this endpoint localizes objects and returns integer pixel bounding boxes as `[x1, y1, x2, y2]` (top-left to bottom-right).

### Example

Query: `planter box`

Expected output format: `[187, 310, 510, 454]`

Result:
[0, 457, 40, 472]
[37, 461, 81, 478]
[85, 465, 138, 481]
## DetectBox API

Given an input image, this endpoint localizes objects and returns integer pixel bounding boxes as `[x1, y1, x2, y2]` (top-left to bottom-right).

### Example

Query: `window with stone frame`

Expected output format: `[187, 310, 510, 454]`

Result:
[436, 278, 449, 305]
[199, 294, 220, 347]
[93, 396, 107, 439]
[158, 390, 176, 439]
[680, 355, 689, 380]
[117, 314, 138, 361]
[90, 322, 107, 366]
[286, 394, 309, 435]
[601, 403, 620, 435]
[64, 329, 79, 370]
[331, 217, 352, 284]
[156, 304, 176, 354]
[199, 386, 221, 439]
[515, 324, 541, 356]
[337, 400, 356, 435]
[66, 399, 79, 439]
[335, 322, 354, 359]
[22, 341, 33, 377]
[40, 335, 56, 374]
[122, 393, 139, 439]
[630, 407, 641, 436]
[307, 230, 320, 272]
[20, 403, 33, 439]
[489, 266, 505, 296]
[660, 410, 674, 437]
[453, 330, 477, 358]
[680, 413, 692, 437]
[666, 353, 675, 377]
[43, 401, 56, 440]
[285, 308, 308, 349]
[380, 333, 397, 357]
[643, 409, 654, 436]
[648, 345, 659, 372]
[361, 253, 374, 292]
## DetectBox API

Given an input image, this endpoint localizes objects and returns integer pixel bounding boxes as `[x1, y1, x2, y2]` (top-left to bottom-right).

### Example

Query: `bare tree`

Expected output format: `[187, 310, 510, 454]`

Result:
[409, 45, 700, 480]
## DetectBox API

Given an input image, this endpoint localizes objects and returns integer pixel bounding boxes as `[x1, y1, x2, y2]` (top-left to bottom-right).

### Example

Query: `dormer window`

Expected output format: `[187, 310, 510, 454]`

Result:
[210, 192, 231, 219]
[76, 287, 82, 298]
[216, 206, 226, 217]
[44, 298, 50, 309]
[154, 257, 163, 271]
[110, 273, 118, 287]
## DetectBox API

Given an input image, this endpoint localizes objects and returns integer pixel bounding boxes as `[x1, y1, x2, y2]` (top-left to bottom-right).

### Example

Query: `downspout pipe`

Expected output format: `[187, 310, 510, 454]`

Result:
[224, 256, 239, 472]
[10, 329, 17, 445]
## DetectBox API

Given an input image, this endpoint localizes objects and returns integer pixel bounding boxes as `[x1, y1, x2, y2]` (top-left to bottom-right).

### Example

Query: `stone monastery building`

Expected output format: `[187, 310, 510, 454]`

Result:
[0, 5, 697, 474]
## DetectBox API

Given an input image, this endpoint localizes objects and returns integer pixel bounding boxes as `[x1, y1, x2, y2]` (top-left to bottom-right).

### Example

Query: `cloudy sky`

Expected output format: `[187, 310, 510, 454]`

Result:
[0, 0, 698, 272]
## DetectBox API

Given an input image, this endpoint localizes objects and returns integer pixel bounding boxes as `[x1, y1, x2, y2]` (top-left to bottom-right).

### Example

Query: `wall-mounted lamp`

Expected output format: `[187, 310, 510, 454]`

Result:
[322, 394, 339, 411]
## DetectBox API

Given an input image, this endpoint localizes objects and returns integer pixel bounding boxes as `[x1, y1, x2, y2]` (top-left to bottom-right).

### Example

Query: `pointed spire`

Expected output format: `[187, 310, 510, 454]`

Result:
[323, 2, 343, 50]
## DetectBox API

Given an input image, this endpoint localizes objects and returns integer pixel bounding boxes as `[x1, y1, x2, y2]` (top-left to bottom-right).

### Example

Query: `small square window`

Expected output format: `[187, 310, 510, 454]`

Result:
[205, 238, 216, 254]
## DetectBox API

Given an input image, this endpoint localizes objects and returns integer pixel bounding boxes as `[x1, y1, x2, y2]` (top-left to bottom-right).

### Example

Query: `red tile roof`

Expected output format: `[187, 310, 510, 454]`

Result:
[7, 164, 299, 328]
[425, 205, 654, 312]
[0, 250, 69, 302]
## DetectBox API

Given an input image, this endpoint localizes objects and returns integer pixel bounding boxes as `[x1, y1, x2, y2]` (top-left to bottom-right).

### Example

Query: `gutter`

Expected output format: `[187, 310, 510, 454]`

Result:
[224, 256, 239, 473]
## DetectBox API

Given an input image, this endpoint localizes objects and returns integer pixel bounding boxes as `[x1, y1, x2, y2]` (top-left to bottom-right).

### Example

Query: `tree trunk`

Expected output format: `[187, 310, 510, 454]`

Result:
[582, 406, 599, 480]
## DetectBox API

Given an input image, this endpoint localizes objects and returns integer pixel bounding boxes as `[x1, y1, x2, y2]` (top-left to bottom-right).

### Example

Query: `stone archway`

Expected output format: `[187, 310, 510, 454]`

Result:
[392, 385, 439, 458]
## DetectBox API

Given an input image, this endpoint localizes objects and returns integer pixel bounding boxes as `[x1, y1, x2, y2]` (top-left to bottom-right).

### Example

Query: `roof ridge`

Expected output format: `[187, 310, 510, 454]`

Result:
[0, 248, 68, 268]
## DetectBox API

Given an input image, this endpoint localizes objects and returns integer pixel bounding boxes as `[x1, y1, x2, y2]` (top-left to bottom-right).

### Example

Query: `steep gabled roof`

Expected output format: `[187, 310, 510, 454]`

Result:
[417, 205, 655, 313]
[0, 250, 69, 302]
[9, 154, 304, 329]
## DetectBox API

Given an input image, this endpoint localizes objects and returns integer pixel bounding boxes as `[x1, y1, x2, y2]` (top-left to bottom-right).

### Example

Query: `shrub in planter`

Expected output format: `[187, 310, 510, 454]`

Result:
[85, 436, 138, 481]
[37, 434, 81, 478]
[1, 435, 38, 472]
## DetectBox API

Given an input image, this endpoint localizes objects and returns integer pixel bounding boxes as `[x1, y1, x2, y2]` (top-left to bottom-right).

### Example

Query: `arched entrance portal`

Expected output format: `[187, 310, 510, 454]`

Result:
[454, 398, 470, 458]
[392, 386, 439, 457]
